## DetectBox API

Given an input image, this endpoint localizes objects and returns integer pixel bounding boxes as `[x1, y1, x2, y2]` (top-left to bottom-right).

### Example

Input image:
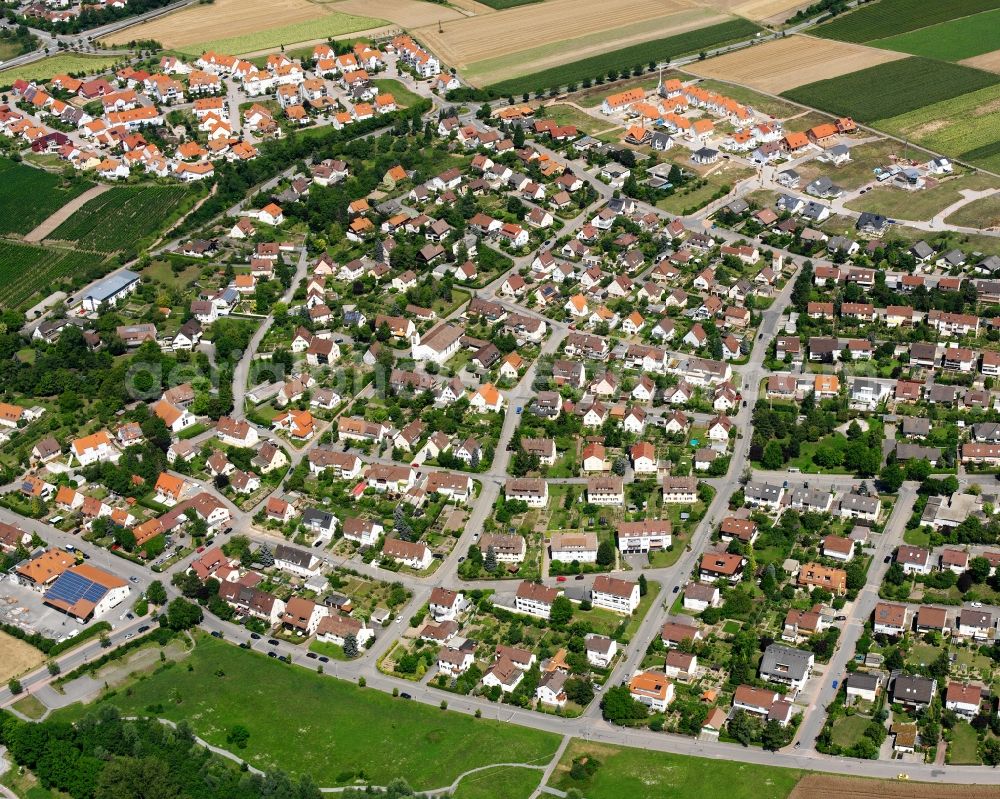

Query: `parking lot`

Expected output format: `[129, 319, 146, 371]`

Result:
[0, 575, 87, 641]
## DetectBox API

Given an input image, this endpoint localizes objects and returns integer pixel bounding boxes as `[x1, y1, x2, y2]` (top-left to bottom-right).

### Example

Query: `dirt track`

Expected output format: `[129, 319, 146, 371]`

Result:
[684, 34, 906, 93]
[25, 184, 110, 244]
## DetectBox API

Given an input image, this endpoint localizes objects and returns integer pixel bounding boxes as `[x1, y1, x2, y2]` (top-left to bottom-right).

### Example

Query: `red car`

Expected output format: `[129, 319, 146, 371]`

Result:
[556, 576, 567, 582]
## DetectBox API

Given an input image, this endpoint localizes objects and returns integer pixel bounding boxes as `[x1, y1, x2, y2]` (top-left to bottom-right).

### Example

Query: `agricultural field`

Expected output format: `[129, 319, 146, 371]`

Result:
[48, 185, 191, 253]
[781, 57, 1000, 123]
[331, 0, 466, 27]
[870, 83, 1000, 172]
[813, 0, 1000, 44]
[0, 630, 45, 683]
[419, 0, 749, 86]
[0, 241, 108, 310]
[963, 50, 1000, 73]
[55, 635, 560, 790]
[476, 17, 762, 96]
[475, 0, 541, 8]
[788, 775, 999, 799]
[870, 8, 1000, 61]
[0, 158, 94, 236]
[103, 0, 384, 54]
[730, 0, 808, 23]
[685, 35, 906, 94]
[945, 193, 1000, 228]
[548, 740, 803, 799]
[0, 54, 121, 85]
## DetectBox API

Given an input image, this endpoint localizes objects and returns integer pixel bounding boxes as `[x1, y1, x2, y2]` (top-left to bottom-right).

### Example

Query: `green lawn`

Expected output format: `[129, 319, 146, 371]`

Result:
[549, 740, 803, 799]
[949, 721, 981, 764]
[788, 432, 853, 474]
[54, 635, 559, 790]
[540, 103, 604, 133]
[844, 174, 999, 223]
[452, 765, 542, 799]
[11, 694, 47, 720]
[0, 53, 121, 84]
[903, 527, 931, 547]
[946, 193, 1000, 229]
[621, 581, 660, 643]
[830, 714, 870, 748]
[371, 79, 423, 109]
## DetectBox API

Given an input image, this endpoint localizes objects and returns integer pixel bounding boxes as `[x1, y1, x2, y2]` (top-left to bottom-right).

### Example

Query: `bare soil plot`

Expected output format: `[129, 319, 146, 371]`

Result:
[962, 48, 1000, 73]
[790, 775, 999, 799]
[103, 0, 332, 48]
[0, 630, 45, 683]
[685, 34, 906, 93]
[332, 0, 466, 27]
[415, 0, 717, 70]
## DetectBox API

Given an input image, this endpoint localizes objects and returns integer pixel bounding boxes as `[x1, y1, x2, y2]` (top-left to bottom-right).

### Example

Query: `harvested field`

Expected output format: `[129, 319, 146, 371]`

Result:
[789, 775, 999, 799]
[332, 0, 465, 27]
[731, 0, 807, 22]
[0, 630, 45, 683]
[416, 0, 723, 74]
[102, 0, 379, 51]
[477, 17, 761, 94]
[684, 34, 905, 93]
[963, 48, 1000, 73]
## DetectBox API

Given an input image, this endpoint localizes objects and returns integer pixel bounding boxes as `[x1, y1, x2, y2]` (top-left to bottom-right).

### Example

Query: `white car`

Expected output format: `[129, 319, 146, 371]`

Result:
[971, 602, 983, 608]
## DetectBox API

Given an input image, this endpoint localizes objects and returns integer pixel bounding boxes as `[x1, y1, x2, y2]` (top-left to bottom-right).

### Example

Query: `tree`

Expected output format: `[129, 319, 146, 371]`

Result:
[550, 595, 573, 626]
[968, 556, 991, 583]
[761, 719, 788, 751]
[8, 678, 22, 695]
[227, 725, 250, 749]
[638, 574, 648, 596]
[600, 685, 648, 723]
[484, 545, 498, 573]
[727, 709, 759, 746]
[612, 456, 627, 476]
[146, 580, 167, 606]
[565, 677, 594, 705]
[879, 461, 904, 493]
[983, 737, 1000, 766]
[166, 597, 203, 631]
[343, 633, 359, 658]
[596, 539, 615, 567]
[761, 440, 784, 470]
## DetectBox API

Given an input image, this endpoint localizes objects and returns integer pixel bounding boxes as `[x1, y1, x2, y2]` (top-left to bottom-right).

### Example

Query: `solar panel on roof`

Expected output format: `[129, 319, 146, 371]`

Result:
[45, 570, 107, 605]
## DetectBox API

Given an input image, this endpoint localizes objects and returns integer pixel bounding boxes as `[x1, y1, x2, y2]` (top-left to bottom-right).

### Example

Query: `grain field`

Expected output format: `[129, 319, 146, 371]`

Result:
[684, 34, 907, 93]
